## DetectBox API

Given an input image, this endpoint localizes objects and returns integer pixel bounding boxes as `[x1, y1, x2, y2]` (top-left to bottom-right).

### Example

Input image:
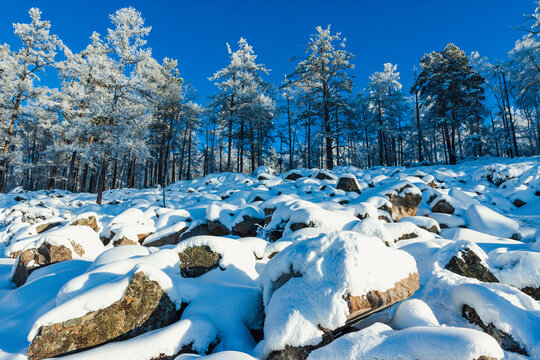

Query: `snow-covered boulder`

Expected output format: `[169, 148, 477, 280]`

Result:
[384, 183, 422, 221]
[103, 208, 155, 246]
[455, 283, 539, 356]
[142, 221, 190, 247]
[388, 299, 439, 329]
[258, 231, 418, 359]
[307, 322, 504, 360]
[68, 213, 101, 232]
[443, 241, 498, 283]
[489, 249, 540, 300]
[176, 236, 258, 280]
[27, 270, 180, 360]
[399, 216, 440, 234]
[336, 174, 361, 194]
[464, 204, 521, 240]
[10, 226, 104, 287]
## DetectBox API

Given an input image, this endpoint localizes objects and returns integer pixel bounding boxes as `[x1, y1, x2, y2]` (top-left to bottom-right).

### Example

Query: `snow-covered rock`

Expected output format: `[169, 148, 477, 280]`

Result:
[308, 322, 504, 360]
[258, 231, 418, 358]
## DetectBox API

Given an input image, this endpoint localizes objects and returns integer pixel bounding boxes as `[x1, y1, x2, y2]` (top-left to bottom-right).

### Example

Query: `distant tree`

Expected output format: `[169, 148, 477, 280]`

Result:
[209, 38, 275, 173]
[412, 43, 485, 165]
[290, 25, 354, 169]
[368, 63, 408, 166]
[0, 8, 62, 191]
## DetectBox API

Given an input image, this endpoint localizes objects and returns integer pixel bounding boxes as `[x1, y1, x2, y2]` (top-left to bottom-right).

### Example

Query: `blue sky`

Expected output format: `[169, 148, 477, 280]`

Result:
[0, 0, 534, 102]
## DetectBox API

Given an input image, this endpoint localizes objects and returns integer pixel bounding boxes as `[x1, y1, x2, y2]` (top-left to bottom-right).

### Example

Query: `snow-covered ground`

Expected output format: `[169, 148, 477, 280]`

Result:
[0, 156, 539, 360]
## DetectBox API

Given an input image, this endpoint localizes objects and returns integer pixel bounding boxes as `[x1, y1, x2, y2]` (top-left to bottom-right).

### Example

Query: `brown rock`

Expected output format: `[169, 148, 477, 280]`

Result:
[336, 176, 361, 194]
[69, 215, 100, 232]
[113, 238, 139, 246]
[13, 243, 75, 287]
[111, 232, 152, 247]
[343, 272, 420, 327]
[27, 271, 180, 360]
[462, 304, 528, 356]
[232, 216, 264, 237]
[36, 221, 62, 234]
[271, 266, 302, 293]
[445, 248, 498, 283]
[513, 199, 527, 208]
[178, 245, 222, 278]
[387, 192, 422, 221]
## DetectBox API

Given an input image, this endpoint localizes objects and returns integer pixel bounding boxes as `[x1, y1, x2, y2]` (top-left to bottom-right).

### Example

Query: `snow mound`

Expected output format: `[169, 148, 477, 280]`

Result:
[308, 322, 504, 360]
[259, 231, 417, 355]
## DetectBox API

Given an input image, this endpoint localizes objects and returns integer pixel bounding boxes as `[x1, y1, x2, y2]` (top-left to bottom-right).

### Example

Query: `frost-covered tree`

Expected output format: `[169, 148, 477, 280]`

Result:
[290, 25, 354, 169]
[0, 8, 62, 191]
[210, 38, 275, 173]
[58, 7, 155, 203]
[412, 43, 485, 165]
[145, 58, 184, 187]
[368, 63, 408, 166]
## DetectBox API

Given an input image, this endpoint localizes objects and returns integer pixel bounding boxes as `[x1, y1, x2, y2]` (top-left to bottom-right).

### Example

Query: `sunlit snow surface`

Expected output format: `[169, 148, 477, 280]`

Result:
[0, 156, 539, 359]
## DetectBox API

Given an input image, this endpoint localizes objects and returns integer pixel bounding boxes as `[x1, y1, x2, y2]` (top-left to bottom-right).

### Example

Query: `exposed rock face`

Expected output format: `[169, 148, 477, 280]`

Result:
[445, 248, 498, 283]
[113, 237, 139, 246]
[106, 232, 152, 247]
[69, 215, 100, 232]
[179, 223, 211, 241]
[35, 221, 62, 234]
[314, 171, 334, 181]
[178, 245, 222, 278]
[336, 176, 361, 194]
[266, 343, 324, 360]
[521, 286, 540, 300]
[343, 272, 420, 326]
[13, 242, 81, 287]
[387, 193, 422, 221]
[143, 229, 188, 247]
[265, 273, 419, 360]
[462, 304, 528, 356]
[27, 272, 180, 360]
[232, 216, 264, 237]
[513, 199, 527, 208]
[285, 172, 303, 181]
[207, 220, 231, 236]
[431, 199, 455, 214]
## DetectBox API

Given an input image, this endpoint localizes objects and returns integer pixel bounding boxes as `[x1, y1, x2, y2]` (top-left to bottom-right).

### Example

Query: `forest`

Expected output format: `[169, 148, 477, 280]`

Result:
[1, 5, 539, 202]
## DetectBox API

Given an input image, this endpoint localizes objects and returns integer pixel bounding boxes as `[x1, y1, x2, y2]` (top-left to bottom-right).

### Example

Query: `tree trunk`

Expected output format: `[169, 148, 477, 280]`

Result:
[96, 155, 108, 205]
[502, 72, 519, 157]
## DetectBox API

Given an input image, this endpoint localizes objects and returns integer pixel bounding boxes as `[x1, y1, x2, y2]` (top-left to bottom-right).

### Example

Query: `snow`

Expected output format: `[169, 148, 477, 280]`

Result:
[399, 216, 441, 233]
[0, 157, 539, 359]
[488, 249, 540, 289]
[451, 283, 540, 357]
[389, 299, 440, 329]
[465, 204, 521, 239]
[5, 225, 104, 259]
[258, 231, 417, 356]
[308, 322, 504, 360]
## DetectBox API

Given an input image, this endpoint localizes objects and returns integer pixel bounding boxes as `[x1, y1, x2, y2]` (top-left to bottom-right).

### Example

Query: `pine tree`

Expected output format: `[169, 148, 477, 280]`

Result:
[209, 38, 275, 173]
[412, 44, 485, 165]
[0, 8, 62, 191]
[290, 25, 354, 169]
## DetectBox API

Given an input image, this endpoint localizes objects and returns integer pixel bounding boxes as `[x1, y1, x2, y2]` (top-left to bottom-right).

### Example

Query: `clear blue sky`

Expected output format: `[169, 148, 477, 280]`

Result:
[0, 0, 534, 102]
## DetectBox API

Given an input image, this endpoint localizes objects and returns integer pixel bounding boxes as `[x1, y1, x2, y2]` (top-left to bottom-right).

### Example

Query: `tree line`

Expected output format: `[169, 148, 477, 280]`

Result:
[1, 5, 539, 200]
